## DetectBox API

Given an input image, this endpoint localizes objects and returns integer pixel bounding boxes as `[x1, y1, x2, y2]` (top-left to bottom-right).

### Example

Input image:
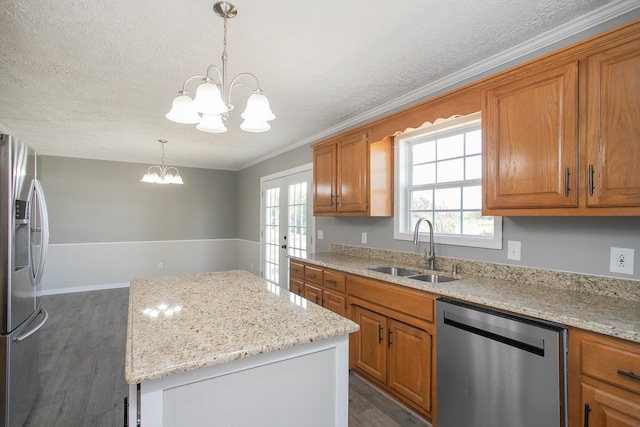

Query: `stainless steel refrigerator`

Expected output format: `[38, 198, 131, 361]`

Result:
[0, 134, 49, 427]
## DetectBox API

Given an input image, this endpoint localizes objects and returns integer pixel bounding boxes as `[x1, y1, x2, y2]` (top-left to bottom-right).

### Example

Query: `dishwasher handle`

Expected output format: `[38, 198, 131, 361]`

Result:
[443, 310, 545, 356]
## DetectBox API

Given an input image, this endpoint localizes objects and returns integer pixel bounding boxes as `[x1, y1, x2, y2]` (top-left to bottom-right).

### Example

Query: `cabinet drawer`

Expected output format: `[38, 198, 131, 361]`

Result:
[304, 266, 323, 285]
[348, 277, 435, 323]
[289, 261, 305, 279]
[582, 338, 640, 394]
[323, 270, 346, 293]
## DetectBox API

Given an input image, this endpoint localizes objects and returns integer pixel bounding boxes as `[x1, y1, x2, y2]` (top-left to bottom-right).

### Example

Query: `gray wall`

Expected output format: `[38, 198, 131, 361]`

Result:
[314, 216, 640, 280]
[40, 156, 238, 244]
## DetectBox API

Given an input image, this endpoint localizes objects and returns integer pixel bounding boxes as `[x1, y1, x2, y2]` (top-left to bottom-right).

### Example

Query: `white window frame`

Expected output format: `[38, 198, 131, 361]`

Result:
[393, 112, 502, 249]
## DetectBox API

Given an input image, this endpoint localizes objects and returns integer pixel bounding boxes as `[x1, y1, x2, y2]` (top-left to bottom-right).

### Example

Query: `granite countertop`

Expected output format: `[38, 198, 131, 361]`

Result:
[291, 252, 640, 344]
[125, 270, 359, 384]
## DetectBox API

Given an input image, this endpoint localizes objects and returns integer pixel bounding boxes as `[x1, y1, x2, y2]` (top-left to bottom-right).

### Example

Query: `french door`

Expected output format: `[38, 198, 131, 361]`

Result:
[261, 167, 313, 288]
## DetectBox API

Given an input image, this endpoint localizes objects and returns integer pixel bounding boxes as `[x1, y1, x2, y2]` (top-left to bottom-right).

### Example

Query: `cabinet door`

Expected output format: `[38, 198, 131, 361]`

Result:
[484, 61, 579, 209]
[586, 38, 640, 207]
[582, 383, 640, 426]
[336, 133, 368, 213]
[313, 144, 337, 213]
[323, 289, 347, 317]
[388, 319, 432, 412]
[289, 278, 304, 296]
[304, 283, 323, 306]
[353, 306, 387, 383]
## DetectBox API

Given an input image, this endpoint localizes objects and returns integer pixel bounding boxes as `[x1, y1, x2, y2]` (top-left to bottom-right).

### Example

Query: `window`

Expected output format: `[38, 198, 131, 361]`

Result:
[394, 112, 502, 249]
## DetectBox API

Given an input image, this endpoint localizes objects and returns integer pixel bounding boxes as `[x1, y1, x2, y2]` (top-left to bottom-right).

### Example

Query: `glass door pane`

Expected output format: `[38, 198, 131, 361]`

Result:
[261, 169, 312, 288]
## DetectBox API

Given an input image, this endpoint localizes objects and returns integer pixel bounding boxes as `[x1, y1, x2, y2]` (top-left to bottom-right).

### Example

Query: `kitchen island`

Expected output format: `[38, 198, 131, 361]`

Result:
[125, 270, 359, 427]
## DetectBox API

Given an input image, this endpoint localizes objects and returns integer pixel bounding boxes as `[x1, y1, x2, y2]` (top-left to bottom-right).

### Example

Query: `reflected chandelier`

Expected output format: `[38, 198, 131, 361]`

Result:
[141, 140, 184, 185]
[166, 1, 275, 133]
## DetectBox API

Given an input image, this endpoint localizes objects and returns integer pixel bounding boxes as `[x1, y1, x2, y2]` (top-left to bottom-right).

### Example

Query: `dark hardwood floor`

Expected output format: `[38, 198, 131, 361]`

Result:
[25, 288, 431, 427]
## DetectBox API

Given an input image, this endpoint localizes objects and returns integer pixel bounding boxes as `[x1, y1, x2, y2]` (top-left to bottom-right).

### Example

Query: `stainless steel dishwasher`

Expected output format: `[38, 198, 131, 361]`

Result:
[436, 298, 567, 427]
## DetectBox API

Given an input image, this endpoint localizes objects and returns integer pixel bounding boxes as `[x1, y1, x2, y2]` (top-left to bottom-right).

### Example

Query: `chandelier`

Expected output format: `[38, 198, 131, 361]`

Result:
[165, 2, 275, 133]
[141, 140, 184, 185]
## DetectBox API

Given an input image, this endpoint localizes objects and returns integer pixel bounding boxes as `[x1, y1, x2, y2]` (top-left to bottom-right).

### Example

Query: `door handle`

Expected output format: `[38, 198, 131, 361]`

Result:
[14, 308, 48, 343]
[617, 369, 640, 381]
[388, 329, 393, 348]
[281, 244, 287, 249]
[378, 325, 383, 344]
[28, 180, 49, 286]
[583, 403, 591, 427]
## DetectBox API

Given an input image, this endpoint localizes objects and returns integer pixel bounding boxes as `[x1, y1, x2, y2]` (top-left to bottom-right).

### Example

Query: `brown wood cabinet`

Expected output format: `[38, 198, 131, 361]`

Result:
[483, 22, 640, 216]
[353, 306, 387, 382]
[312, 131, 393, 217]
[289, 260, 305, 296]
[288, 260, 347, 317]
[484, 61, 579, 209]
[585, 37, 640, 208]
[348, 275, 436, 421]
[568, 328, 640, 427]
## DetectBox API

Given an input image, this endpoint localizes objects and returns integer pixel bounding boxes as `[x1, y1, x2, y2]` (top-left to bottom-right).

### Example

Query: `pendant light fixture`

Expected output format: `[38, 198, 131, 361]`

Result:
[141, 140, 184, 185]
[166, 2, 275, 133]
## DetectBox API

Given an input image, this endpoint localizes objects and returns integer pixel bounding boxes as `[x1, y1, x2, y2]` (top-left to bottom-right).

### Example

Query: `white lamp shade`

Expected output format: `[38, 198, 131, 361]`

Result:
[172, 173, 184, 185]
[241, 93, 275, 122]
[240, 118, 271, 132]
[197, 114, 227, 133]
[193, 81, 228, 115]
[141, 171, 160, 183]
[166, 94, 201, 124]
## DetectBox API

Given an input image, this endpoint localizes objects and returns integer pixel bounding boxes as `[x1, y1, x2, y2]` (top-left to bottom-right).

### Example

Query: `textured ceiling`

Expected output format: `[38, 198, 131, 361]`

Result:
[0, 0, 637, 170]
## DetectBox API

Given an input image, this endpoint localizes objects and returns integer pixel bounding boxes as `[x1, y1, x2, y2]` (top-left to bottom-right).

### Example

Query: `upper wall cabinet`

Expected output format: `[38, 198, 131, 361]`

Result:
[585, 38, 640, 207]
[483, 23, 640, 216]
[312, 131, 393, 217]
[484, 61, 579, 210]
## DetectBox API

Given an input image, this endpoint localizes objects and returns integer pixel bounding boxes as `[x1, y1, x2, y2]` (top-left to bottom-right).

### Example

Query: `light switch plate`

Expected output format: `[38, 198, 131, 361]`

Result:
[610, 247, 634, 275]
[317, 230, 323, 240]
[361, 232, 367, 244]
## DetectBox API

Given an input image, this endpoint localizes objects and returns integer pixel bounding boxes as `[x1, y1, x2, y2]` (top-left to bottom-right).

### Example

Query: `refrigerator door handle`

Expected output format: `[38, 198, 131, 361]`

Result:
[14, 308, 48, 343]
[28, 179, 49, 286]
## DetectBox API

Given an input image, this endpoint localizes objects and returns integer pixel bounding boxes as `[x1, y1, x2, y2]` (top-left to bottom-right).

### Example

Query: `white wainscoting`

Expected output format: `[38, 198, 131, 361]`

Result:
[40, 239, 261, 295]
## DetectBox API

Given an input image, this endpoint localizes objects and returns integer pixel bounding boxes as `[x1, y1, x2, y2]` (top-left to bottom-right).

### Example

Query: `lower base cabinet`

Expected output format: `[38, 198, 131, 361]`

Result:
[569, 328, 640, 427]
[289, 260, 348, 317]
[348, 275, 436, 422]
[387, 319, 432, 410]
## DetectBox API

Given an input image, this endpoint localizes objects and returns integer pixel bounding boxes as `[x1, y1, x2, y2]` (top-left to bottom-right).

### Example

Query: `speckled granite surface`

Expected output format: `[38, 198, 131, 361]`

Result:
[125, 270, 359, 384]
[290, 245, 640, 344]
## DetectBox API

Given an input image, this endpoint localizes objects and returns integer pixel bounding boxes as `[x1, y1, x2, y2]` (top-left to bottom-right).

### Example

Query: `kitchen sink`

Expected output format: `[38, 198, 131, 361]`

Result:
[409, 274, 458, 283]
[366, 267, 459, 283]
[367, 266, 422, 276]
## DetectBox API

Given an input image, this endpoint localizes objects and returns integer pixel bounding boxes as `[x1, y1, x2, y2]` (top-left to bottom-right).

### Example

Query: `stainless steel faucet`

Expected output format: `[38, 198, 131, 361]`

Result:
[413, 217, 436, 270]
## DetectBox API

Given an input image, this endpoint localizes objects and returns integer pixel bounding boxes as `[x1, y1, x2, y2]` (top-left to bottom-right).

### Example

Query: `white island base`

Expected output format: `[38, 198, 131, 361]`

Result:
[128, 334, 350, 427]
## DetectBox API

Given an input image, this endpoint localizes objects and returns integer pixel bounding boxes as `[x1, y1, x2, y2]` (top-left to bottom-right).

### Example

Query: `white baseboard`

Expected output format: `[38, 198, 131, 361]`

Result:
[39, 282, 130, 296]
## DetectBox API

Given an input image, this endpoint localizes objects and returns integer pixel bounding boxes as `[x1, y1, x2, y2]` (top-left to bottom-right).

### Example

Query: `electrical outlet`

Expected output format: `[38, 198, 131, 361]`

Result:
[507, 241, 521, 261]
[610, 247, 634, 275]
[361, 232, 367, 244]
[158, 262, 164, 269]
[317, 230, 323, 240]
